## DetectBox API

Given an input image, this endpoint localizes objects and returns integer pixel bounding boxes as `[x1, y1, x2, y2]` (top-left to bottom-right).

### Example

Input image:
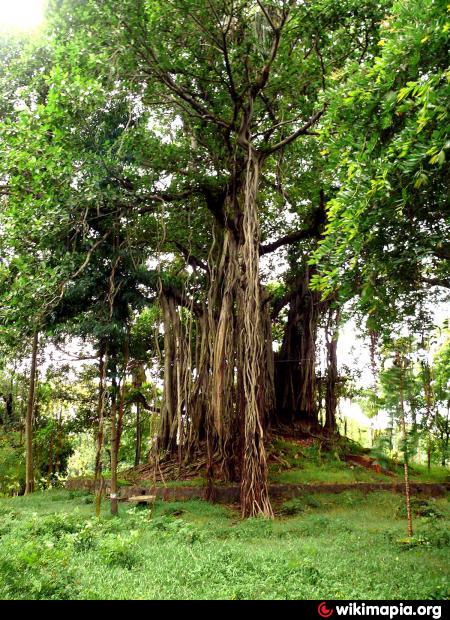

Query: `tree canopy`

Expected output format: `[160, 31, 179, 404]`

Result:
[0, 0, 448, 520]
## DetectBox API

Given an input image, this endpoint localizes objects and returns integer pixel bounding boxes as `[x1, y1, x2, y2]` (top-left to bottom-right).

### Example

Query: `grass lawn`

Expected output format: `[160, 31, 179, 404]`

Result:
[267, 439, 450, 485]
[0, 489, 448, 600]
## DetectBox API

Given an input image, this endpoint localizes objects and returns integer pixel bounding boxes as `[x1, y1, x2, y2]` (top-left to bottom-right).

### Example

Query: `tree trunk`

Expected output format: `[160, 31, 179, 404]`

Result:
[94, 345, 108, 517]
[110, 369, 119, 516]
[325, 307, 340, 433]
[25, 331, 39, 495]
[132, 364, 145, 466]
[403, 452, 413, 538]
[55, 412, 63, 474]
[47, 429, 54, 481]
[274, 268, 321, 429]
[237, 151, 272, 518]
[187, 313, 209, 454]
[159, 295, 180, 453]
[398, 352, 413, 537]
[117, 336, 129, 452]
[201, 149, 273, 515]
[109, 337, 130, 515]
[442, 406, 449, 467]
[135, 403, 142, 467]
[208, 228, 241, 482]
[421, 360, 434, 472]
[5, 393, 13, 427]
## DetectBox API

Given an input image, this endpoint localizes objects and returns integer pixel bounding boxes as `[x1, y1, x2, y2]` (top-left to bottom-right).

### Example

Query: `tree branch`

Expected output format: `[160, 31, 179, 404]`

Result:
[173, 241, 209, 273]
[122, 18, 230, 131]
[162, 284, 203, 317]
[421, 276, 450, 289]
[260, 206, 325, 255]
[261, 108, 326, 155]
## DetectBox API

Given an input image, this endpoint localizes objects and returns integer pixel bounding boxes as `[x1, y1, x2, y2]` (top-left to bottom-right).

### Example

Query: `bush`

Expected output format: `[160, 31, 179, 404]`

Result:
[31, 513, 82, 539]
[98, 532, 140, 569]
[0, 540, 80, 600]
[279, 498, 305, 516]
[396, 521, 450, 550]
[396, 498, 445, 520]
[148, 515, 204, 543]
[420, 521, 450, 549]
[0, 431, 25, 495]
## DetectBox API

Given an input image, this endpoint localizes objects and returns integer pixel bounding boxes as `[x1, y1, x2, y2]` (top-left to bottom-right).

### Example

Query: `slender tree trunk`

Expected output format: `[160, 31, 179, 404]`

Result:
[47, 429, 54, 481]
[94, 345, 108, 517]
[132, 364, 145, 466]
[5, 393, 13, 427]
[109, 336, 130, 515]
[25, 331, 39, 495]
[159, 295, 178, 453]
[403, 449, 413, 538]
[110, 369, 119, 516]
[325, 307, 340, 433]
[134, 403, 142, 467]
[442, 406, 449, 467]
[117, 335, 129, 451]
[398, 352, 413, 537]
[55, 411, 63, 475]
[422, 360, 434, 472]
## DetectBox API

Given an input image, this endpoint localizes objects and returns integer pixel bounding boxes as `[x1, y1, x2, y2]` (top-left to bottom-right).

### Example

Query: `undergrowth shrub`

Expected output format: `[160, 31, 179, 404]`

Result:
[396, 498, 445, 520]
[148, 515, 204, 543]
[98, 531, 140, 568]
[279, 498, 305, 516]
[0, 540, 80, 599]
[229, 516, 274, 540]
[396, 520, 450, 550]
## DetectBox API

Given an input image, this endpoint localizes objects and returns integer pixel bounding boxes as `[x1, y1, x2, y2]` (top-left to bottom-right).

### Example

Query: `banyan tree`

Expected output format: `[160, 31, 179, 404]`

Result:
[22, 0, 389, 517]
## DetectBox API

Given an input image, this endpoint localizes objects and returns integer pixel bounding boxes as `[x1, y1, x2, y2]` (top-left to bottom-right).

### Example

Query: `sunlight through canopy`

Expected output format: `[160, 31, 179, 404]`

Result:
[0, 0, 46, 32]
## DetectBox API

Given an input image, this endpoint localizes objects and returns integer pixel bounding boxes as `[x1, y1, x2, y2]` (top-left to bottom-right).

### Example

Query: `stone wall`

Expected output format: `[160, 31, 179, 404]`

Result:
[65, 478, 450, 503]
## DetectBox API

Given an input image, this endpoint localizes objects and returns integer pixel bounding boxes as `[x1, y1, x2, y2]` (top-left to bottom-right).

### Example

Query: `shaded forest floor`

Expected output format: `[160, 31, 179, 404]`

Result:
[0, 489, 448, 599]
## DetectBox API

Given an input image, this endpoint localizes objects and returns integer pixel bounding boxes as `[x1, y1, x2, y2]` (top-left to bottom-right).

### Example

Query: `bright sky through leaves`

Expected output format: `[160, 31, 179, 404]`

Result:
[0, 0, 45, 32]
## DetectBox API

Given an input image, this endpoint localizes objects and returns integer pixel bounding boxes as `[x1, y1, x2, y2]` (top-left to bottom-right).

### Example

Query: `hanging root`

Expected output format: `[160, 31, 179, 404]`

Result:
[239, 151, 273, 518]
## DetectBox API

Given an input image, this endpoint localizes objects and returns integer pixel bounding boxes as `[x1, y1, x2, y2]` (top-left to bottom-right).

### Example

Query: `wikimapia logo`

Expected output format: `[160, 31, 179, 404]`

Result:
[318, 602, 334, 618]
[317, 603, 442, 620]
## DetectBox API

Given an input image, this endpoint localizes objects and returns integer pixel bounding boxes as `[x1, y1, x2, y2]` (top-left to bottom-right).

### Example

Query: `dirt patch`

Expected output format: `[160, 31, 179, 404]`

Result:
[344, 453, 395, 477]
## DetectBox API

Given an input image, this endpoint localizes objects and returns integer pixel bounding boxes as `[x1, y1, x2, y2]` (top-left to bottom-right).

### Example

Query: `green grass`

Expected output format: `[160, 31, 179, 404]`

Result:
[268, 438, 393, 484]
[409, 464, 450, 484]
[267, 438, 450, 485]
[0, 489, 448, 600]
[270, 461, 393, 484]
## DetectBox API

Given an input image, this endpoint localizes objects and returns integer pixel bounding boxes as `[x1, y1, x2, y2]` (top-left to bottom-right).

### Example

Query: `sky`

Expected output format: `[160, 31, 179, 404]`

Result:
[0, 0, 46, 32]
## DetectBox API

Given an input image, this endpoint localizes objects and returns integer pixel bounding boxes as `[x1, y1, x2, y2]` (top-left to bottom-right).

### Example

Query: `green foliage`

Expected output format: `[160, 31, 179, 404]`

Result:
[0, 490, 448, 599]
[268, 437, 396, 484]
[0, 4, 448, 597]
[396, 497, 445, 520]
[0, 541, 80, 600]
[314, 0, 449, 325]
[0, 431, 25, 495]
[148, 515, 205, 544]
[98, 531, 140, 568]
